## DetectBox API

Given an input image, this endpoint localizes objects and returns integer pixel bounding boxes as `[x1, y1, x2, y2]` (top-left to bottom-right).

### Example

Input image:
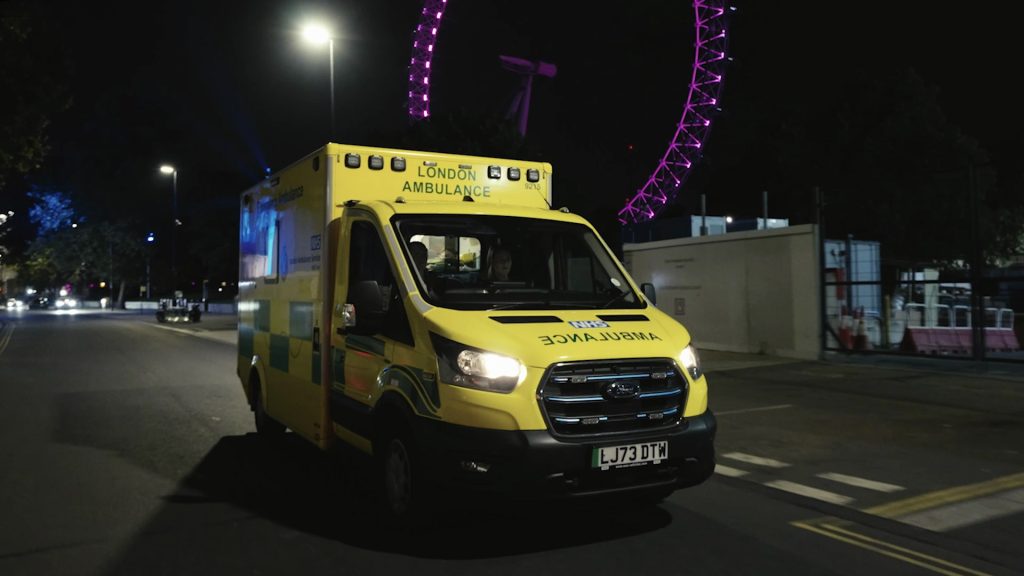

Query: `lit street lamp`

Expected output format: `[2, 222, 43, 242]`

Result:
[302, 23, 336, 140]
[145, 232, 155, 300]
[159, 165, 178, 292]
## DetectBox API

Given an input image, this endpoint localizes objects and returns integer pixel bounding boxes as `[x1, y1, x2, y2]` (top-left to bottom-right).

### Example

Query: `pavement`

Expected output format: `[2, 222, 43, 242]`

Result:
[136, 310, 1024, 384]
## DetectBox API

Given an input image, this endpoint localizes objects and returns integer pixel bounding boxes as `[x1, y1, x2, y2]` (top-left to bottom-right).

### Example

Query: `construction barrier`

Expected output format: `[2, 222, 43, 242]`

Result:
[900, 327, 1020, 355]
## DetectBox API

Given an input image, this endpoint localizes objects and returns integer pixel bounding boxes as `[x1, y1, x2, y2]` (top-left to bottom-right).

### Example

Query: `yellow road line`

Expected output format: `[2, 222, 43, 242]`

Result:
[792, 521, 991, 576]
[863, 472, 1024, 518]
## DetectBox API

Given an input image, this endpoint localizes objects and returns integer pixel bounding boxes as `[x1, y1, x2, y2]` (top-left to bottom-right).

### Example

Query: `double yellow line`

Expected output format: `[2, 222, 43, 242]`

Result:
[792, 520, 990, 576]
[790, 472, 1024, 576]
[863, 472, 1024, 519]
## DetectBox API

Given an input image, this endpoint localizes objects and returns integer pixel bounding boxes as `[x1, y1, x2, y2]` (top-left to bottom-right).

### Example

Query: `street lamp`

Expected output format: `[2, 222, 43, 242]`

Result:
[145, 232, 155, 300]
[159, 164, 178, 292]
[302, 23, 336, 140]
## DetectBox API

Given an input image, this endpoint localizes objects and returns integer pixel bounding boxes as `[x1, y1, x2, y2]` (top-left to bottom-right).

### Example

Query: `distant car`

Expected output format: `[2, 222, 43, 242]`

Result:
[5, 298, 26, 310]
[55, 295, 79, 309]
[27, 296, 51, 309]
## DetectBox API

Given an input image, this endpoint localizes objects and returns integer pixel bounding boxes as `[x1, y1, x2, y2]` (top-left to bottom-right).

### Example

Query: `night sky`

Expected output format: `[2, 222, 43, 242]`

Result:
[5, 1, 1021, 250]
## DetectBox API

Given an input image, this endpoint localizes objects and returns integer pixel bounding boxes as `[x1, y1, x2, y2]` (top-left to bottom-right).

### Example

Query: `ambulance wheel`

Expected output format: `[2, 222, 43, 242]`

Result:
[379, 427, 419, 521]
[252, 374, 285, 436]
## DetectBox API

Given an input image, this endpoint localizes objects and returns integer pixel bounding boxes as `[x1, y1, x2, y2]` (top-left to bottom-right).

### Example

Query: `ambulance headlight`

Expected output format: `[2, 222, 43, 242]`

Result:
[679, 344, 702, 381]
[430, 333, 523, 393]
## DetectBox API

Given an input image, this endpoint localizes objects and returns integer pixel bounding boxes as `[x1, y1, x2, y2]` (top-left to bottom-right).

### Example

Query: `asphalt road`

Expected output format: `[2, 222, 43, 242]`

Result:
[1, 309, 1022, 575]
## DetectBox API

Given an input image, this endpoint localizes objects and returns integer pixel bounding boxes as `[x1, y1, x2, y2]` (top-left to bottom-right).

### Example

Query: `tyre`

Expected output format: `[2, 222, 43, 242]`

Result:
[251, 374, 285, 436]
[378, 426, 422, 522]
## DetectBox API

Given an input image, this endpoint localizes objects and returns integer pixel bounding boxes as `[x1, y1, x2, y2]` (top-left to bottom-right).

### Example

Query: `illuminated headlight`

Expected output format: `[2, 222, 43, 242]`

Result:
[680, 344, 703, 381]
[431, 333, 523, 393]
[67, 299, 77, 307]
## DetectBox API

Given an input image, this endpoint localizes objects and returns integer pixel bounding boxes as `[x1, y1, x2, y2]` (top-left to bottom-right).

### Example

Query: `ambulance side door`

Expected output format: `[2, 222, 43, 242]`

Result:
[330, 215, 410, 443]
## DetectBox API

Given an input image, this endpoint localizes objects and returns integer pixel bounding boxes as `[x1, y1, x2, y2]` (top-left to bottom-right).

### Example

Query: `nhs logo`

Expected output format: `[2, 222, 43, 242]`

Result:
[568, 320, 609, 329]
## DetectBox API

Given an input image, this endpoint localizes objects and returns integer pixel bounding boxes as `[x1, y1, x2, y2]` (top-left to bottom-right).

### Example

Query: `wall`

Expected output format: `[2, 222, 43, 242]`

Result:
[623, 224, 821, 359]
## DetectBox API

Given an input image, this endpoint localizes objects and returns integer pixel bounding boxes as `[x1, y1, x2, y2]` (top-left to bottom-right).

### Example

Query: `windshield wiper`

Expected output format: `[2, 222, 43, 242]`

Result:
[600, 290, 632, 309]
[488, 302, 538, 311]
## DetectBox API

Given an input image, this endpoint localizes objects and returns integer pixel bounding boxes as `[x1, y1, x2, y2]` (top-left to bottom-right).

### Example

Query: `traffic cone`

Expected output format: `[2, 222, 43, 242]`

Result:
[854, 309, 871, 351]
[838, 306, 853, 349]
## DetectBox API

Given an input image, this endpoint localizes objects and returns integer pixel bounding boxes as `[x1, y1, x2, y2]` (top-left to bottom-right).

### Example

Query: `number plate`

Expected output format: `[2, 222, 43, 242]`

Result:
[592, 441, 668, 470]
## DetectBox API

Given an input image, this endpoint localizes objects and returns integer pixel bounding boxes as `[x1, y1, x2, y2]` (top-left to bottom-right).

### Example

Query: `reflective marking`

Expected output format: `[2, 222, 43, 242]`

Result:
[817, 472, 905, 493]
[638, 389, 681, 399]
[898, 487, 1024, 532]
[722, 452, 790, 468]
[792, 521, 992, 576]
[716, 404, 794, 416]
[547, 395, 603, 403]
[713, 464, 749, 478]
[765, 480, 854, 505]
[573, 373, 651, 381]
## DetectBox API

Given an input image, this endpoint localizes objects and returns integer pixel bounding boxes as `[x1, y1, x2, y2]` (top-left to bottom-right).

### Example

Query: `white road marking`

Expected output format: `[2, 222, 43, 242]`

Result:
[0, 323, 14, 357]
[765, 480, 855, 505]
[817, 472, 905, 493]
[716, 404, 794, 416]
[713, 464, 749, 478]
[898, 487, 1024, 532]
[722, 452, 791, 468]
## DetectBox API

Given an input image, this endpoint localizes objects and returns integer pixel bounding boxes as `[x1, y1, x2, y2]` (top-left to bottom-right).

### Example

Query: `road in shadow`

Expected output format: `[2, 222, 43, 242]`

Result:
[102, 432, 673, 572]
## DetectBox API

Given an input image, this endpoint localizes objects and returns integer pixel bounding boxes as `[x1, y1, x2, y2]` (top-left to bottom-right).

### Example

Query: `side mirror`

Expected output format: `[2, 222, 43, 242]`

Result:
[640, 282, 657, 305]
[346, 280, 388, 335]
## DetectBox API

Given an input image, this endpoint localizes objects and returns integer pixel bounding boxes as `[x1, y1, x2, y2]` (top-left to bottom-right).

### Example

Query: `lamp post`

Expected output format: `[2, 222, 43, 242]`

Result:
[145, 232, 155, 301]
[159, 165, 178, 292]
[302, 23, 336, 140]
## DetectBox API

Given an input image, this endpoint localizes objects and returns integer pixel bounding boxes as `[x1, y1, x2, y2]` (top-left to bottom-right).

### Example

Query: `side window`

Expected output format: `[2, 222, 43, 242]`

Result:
[240, 197, 279, 282]
[347, 220, 413, 345]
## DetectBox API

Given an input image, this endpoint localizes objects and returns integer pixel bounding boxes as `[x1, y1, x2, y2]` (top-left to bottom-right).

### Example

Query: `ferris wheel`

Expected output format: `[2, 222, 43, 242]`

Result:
[406, 0, 731, 225]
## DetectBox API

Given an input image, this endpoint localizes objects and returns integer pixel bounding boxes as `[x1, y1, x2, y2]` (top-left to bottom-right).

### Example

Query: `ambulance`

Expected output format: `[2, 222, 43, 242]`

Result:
[237, 143, 715, 518]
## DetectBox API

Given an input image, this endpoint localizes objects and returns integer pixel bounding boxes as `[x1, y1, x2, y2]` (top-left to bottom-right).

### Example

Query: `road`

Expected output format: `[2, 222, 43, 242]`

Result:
[1, 308, 1022, 575]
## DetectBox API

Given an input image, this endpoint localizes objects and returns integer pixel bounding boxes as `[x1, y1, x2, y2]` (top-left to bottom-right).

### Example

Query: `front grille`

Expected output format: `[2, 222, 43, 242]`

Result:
[538, 359, 686, 437]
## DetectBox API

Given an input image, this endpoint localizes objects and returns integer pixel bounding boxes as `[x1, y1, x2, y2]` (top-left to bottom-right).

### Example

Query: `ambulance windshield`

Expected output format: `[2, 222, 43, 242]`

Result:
[394, 215, 643, 311]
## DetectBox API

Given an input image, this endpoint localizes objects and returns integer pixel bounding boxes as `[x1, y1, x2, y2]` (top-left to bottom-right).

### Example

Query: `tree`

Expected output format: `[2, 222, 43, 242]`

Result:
[768, 67, 1008, 265]
[27, 186, 77, 234]
[0, 4, 70, 193]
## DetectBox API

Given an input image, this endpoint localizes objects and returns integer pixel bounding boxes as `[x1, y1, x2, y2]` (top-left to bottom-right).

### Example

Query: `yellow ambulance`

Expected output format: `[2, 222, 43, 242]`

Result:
[237, 143, 715, 518]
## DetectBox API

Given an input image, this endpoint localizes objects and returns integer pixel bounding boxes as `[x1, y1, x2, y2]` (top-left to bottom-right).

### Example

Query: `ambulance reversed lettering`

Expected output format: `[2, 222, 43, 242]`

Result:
[538, 331, 663, 346]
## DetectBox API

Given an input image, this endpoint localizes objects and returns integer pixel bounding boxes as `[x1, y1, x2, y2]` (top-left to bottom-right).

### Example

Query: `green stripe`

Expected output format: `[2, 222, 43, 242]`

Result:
[239, 325, 254, 359]
[379, 365, 440, 417]
[289, 301, 313, 340]
[332, 347, 346, 387]
[256, 300, 271, 332]
[393, 364, 441, 409]
[270, 334, 289, 372]
[347, 335, 386, 356]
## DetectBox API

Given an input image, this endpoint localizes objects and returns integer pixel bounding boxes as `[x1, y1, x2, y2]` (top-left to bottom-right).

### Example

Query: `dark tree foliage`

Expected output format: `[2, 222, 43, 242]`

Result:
[0, 3, 70, 193]
[701, 66, 1021, 265]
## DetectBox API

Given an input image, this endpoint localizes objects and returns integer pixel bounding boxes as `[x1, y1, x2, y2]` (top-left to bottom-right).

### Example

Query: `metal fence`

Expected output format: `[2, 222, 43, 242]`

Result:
[822, 237, 1024, 362]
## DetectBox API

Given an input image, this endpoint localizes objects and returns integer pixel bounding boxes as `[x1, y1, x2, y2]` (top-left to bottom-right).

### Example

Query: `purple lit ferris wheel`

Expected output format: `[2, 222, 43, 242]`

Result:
[407, 0, 447, 119]
[618, 2, 731, 224]
[407, 1, 731, 225]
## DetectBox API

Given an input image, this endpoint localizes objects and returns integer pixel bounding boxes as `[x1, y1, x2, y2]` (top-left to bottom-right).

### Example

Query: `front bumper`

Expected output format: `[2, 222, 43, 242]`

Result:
[412, 411, 716, 499]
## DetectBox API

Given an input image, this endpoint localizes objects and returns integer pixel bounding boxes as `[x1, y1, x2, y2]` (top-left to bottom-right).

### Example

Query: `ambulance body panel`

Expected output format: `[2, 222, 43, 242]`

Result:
[238, 143, 715, 508]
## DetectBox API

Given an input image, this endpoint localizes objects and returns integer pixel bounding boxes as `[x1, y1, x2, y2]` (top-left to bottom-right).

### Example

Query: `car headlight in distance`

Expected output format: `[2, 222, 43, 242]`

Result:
[431, 332, 524, 393]
[680, 344, 702, 381]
